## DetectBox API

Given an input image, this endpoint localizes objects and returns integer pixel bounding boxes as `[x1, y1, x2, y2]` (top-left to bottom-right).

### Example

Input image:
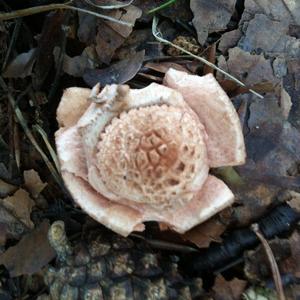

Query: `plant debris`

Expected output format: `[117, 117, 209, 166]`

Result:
[0, 0, 299, 298]
[0, 221, 55, 277]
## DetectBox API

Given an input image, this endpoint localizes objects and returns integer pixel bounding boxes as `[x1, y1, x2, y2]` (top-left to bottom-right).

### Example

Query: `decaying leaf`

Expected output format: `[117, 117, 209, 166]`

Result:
[212, 275, 247, 300]
[3, 49, 36, 78]
[0, 221, 55, 277]
[94, 4, 142, 64]
[1, 189, 35, 229]
[239, 14, 300, 58]
[241, 0, 300, 26]
[23, 169, 47, 199]
[218, 47, 279, 88]
[233, 183, 280, 226]
[190, 0, 236, 45]
[0, 204, 28, 245]
[282, 231, 300, 277]
[83, 50, 145, 87]
[53, 46, 98, 77]
[183, 216, 227, 248]
[0, 179, 18, 198]
[244, 238, 291, 283]
[218, 29, 242, 54]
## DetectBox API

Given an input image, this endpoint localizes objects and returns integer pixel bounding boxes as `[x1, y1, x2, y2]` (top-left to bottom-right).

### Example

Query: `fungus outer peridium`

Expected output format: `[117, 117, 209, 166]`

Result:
[55, 69, 246, 236]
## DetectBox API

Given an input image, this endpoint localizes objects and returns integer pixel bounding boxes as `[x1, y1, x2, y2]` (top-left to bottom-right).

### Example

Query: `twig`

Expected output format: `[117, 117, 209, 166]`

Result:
[251, 224, 286, 300]
[148, 0, 177, 14]
[84, 0, 134, 10]
[152, 16, 264, 99]
[0, 1, 133, 26]
[0, 77, 63, 189]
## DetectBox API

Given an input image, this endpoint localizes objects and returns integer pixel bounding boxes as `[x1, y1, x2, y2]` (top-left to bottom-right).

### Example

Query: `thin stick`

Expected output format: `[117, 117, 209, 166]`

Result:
[251, 224, 286, 300]
[84, 0, 134, 10]
[0, 1, 132, 26]
[152, 16, 264, 99]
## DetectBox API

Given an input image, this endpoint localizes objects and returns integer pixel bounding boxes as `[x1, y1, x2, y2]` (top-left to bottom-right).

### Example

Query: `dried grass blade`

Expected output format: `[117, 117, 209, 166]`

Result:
[84, 0, 134, 10]
[0, 1, 132, 26]
[152, 16, 264, 99]
[0, 77, 63, 189]
[33, 125, 61, 173]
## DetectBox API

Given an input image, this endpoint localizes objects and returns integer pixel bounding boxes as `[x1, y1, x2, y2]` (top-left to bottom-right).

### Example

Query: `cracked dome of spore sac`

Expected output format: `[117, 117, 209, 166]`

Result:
[95, 104, 209, 209]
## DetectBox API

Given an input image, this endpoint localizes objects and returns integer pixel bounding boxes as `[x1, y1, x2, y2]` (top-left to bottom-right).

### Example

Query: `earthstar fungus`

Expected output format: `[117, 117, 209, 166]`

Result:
[55, 69, 246, 236]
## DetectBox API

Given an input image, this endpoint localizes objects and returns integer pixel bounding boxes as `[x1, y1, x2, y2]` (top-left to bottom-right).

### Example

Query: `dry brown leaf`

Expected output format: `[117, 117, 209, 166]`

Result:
[23, 169, 47, 199]
[0, 179, 18, 198]
[183, 216, 226, 248]
[95, 4, 142, 64]
[1, 189, 35, 229]
[190, 0, 236, 45]
[3, 49, 36, 78]
[213, 275, 247, 300]
[218, 29, 242, 54]
[218, 47, 279, 88]
[0, 221, 55, 277]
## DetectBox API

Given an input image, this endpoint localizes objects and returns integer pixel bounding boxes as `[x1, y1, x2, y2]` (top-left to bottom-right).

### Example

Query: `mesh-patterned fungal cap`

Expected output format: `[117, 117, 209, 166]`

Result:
[55, 69, 246, 236]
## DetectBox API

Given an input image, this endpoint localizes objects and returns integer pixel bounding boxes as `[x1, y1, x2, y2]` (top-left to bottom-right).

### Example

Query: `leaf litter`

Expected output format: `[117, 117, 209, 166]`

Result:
[0, 0, 299, 298]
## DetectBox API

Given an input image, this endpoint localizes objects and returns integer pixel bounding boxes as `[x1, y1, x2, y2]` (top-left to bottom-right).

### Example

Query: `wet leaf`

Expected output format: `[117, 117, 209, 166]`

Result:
[83, 50, 145, 87]
[213, 275, 247, 300]
[1, 189, 35, 229]
[190, 0, 236, 45]
[3, 49, 36, 78]
[23, 169, 47, 199]
[0, 221, 55, 277]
